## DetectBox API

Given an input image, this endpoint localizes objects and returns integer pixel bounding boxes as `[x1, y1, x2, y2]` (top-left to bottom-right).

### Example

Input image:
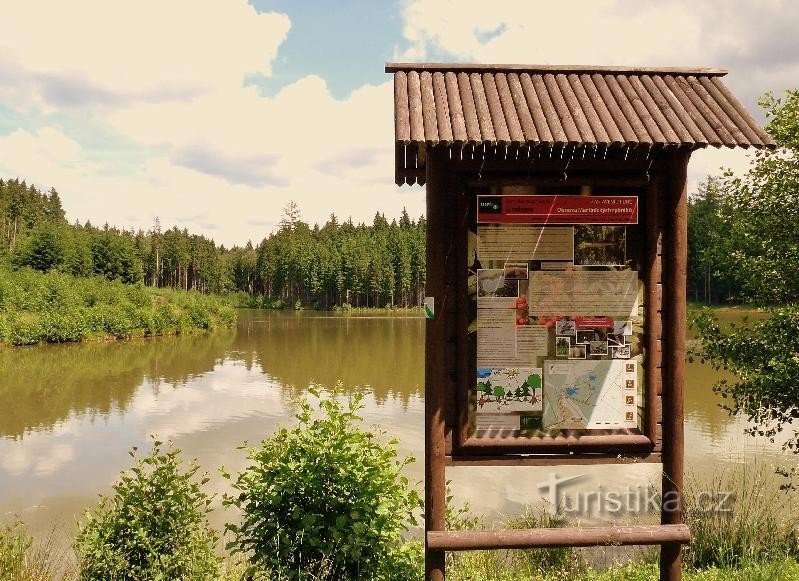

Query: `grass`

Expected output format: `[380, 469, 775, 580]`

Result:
[0, 266, 237, 346]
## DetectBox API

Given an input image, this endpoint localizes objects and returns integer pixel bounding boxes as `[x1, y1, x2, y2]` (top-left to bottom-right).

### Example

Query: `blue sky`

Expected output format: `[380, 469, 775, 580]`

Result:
[0, 0, 796, 245]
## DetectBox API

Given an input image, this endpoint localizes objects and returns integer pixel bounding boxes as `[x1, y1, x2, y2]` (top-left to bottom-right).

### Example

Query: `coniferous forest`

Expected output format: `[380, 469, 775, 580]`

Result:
[0, 179, 427, 309]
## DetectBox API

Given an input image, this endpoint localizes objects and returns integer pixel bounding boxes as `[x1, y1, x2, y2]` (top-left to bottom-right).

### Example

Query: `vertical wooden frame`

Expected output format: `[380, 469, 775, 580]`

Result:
[424, 147, 453, 581]
[660, 151, 689, 581]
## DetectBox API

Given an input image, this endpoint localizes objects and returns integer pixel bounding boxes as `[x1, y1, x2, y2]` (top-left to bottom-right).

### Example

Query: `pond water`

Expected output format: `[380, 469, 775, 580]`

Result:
[0, 308, 791, 541]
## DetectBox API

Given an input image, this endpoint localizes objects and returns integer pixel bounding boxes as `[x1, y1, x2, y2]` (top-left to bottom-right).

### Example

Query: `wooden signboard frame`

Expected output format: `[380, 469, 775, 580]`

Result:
[423, 146, 689, 581]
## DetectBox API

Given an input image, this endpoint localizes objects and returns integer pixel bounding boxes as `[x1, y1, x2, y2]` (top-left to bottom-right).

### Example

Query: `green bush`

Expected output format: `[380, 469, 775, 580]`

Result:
[74, 439, 221, 580]
[0, 266, 236, 345]
[224, 385, 422, 580]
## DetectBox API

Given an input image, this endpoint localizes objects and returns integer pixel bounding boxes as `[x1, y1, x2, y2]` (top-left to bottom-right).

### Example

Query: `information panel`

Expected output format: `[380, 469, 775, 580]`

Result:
[470, 195, 643, 434]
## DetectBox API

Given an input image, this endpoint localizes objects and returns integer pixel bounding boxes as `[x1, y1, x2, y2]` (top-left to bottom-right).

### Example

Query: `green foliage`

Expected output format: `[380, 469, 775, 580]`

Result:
[0, 266, 236, 345]
[693, 307, 799, 452]
[74, 439, 221, 580]
[0, 522, 31, 579]
[223, 385, 422, 580]
[692, 89, 799, 453]
[684, 466, 799, 570]
[701, 90, 799, 304]
[444, 501, 581, 580]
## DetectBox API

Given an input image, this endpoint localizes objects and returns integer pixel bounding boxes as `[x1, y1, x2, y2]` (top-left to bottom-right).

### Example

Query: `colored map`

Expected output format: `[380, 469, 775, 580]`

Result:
[542, 360, 637, 429]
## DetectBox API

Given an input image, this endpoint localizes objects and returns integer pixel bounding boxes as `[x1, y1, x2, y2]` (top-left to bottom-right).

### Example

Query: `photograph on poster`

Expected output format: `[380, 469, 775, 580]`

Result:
[607, 333, 626, 347]
[574, 225, 626, 266]
[568, 345, 587, 359]
[613, 320, 633, 335]
[613, 345, 632, 359]
[589, 340, 609, 356]
[528, 270, 638, 318]
[504, 262, 529, 280]
[555, 319, 576, 336]
[555, 336, 571, 357]
[576, 329, 606, 344]
[477, 269, 518, 298]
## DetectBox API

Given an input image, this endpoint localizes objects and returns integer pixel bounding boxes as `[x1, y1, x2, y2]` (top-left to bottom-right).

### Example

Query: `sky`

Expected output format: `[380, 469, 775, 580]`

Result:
[0, 0, 797, 247]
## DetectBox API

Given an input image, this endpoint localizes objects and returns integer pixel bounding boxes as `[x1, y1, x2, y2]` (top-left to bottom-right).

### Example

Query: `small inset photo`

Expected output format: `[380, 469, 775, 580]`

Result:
[589, 340, 608, 356]
[613, 320, 633, 336]
[607, 333, 626, 347]
[555, 336, 571, 357]
[503, 261, 529, 281]
[555, 318, 576, 336]
[613, 345, 632, 359]
[576, 330, 594, 344]
[568, 345, 587, 359]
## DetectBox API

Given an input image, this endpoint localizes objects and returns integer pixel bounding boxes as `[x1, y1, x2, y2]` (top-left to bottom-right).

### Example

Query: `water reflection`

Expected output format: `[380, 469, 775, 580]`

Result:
[0, 309, 790, 539]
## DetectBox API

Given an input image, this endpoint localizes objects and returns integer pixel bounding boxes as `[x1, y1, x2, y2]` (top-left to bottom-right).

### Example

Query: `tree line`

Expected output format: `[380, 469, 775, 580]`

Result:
[0, 180, 426, 308]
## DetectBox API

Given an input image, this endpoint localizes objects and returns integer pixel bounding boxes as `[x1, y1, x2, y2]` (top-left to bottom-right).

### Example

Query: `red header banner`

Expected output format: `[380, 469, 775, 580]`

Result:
[477, 195, 639, 224]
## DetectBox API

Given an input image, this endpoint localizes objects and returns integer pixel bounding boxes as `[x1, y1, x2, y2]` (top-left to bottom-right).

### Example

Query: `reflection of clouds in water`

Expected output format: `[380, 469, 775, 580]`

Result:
[0, 441, 75, 477]
[130, 359, 287, 441]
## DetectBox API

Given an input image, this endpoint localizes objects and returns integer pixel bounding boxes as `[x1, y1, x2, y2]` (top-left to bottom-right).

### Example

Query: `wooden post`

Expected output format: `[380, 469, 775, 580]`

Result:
[644, 174, 661, 442]
[425, 147, 449, 581]
[660, 150, 689, 581]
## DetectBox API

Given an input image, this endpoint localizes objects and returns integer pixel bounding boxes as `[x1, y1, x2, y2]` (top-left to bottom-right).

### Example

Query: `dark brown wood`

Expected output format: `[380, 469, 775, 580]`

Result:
[644, 174, 662, 441]
[386, 63, 729, 76]
[460, 433, 653, 455]
[446, 452, 662, 466]
[424, 147, 451, 581]
[427, 524, 691, 551]
[660, 150, 689, 581]
[482, 73, 512, 143]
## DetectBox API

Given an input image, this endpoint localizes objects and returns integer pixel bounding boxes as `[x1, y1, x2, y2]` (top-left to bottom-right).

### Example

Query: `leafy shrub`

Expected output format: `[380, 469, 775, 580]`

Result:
[75, 439, 221, 580]
[224, 385, 422, 580]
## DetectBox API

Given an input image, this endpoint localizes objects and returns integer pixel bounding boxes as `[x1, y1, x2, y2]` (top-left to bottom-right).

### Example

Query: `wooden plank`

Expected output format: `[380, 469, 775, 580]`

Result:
[432, 72, 454, 143]
[676, 76, 735, 145]
[459, 433, 653, 455]
[699, 77, 760, 145]
[644, 175, 662, 442]
[709, 77, 775, 146]
[494, 73, 525, 143]
[386, 63, 728, 76]
[457, 72, 482, 143]
[554, 73, 594, 142]
[427, 524, 691, 551]
[569, 74, 612, 145]
[641, 75, 694, 144]
[651, 75, 707, 144]
[420, 71, 439, 143]
[506, 73, 539, 141]
[520, 73, 556, 143]
[444, 72, 468, 142]
[394, 71, 411, 144]
[603, 75, 652, 144]
[689, 77, 747, 145]
[470, 73, 497, 143]
[446, 452, 662, 466]
[616, 74, 667, 143]
[544, 74, 582, 143]
[628, 75, 681, 144]
[407, 71, 425, 143]
[482, 73, 512, 143]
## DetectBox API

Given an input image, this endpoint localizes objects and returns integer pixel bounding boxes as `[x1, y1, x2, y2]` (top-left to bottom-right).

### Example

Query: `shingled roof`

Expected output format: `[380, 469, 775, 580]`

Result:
[387, 63, 776, 185]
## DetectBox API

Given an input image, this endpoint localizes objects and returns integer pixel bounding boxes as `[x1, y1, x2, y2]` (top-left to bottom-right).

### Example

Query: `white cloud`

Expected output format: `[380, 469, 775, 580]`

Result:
[0, 0, 290, 109]
[396, 0, 798, 187]
[0, 0, 791, 245]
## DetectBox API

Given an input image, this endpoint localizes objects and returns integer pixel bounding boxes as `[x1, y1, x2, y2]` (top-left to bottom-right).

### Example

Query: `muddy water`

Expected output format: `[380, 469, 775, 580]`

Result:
[0, 308, 789, 540]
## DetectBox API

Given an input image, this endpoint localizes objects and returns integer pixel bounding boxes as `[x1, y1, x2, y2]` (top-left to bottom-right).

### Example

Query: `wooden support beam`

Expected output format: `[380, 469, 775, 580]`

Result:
[427, 524, 691, 551]
[660, 150, 689, 581]
[424, 147, 452, 581]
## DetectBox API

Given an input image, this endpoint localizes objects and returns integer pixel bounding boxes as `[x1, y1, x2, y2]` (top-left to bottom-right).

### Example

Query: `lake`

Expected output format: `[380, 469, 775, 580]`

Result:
[0, 308, 791, 542]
